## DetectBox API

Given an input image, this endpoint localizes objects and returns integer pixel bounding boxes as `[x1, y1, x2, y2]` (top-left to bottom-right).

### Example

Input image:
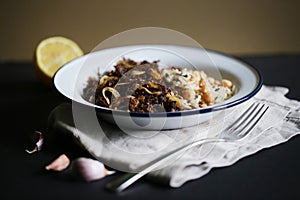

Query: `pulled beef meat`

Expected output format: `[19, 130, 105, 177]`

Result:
[82, 77, 98, 103]
[128, 82, 180, 112]
[82, 58, 181, 112]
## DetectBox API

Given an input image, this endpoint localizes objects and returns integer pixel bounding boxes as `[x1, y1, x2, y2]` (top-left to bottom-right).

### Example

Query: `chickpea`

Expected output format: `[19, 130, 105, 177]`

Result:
[222, 79, 233, 88]
[182, 89, 195, 100]
[191, 70, 200, 82]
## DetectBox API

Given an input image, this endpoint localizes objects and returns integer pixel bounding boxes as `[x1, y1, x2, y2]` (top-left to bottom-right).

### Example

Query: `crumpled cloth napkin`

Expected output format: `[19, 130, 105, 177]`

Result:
[48, 85, 300, 187]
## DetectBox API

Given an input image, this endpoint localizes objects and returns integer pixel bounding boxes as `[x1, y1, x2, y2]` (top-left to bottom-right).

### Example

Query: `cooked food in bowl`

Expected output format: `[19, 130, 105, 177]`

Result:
[53, 45, 262, 129]
[83, 58, 236, 112]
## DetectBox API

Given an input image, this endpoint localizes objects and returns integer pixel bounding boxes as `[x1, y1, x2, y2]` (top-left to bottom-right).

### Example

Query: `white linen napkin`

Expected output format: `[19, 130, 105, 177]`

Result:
[48, 85, 300, 187]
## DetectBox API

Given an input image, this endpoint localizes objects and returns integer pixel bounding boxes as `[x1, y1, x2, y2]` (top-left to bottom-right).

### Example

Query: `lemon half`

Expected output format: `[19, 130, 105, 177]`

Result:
[34, 36, 83, 84]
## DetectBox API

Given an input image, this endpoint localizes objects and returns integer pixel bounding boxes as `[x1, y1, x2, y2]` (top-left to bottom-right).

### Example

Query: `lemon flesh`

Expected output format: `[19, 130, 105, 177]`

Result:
[35, 36, 83, 83]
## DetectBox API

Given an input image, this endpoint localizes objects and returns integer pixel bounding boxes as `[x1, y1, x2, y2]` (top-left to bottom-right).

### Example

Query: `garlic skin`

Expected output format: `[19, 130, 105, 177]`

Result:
[70, 157, 113, 181]
[25, 131, 44, 154]
[45, 154, 70, 171]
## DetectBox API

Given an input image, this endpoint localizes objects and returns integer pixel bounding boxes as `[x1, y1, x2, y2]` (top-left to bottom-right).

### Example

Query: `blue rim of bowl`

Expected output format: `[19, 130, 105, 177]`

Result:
[53, 47, 263, 118]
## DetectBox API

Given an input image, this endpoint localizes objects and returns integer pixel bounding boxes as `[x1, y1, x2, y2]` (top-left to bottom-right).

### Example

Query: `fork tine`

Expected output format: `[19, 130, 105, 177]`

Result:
[239, 104, 269, 137]
[225, 102, 258, 132]
[235, 103, 264, 134]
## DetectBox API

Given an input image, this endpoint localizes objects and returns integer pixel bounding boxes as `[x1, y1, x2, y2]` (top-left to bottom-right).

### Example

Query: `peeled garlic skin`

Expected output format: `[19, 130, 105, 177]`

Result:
[45, 154, 70, 171]
[70, 157, 105, 181]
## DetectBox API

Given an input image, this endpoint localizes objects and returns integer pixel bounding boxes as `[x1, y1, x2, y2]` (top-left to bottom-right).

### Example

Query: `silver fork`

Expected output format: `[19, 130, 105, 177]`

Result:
[106, 102, 269, 192]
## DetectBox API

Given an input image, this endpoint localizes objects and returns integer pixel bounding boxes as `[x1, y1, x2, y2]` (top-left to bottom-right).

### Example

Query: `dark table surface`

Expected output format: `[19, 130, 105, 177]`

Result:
[1, 54, 300, 200]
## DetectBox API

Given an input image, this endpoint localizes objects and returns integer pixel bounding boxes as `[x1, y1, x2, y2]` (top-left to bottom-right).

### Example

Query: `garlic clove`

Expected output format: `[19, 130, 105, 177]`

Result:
[70, 157, 115, 182]
[45, 154, 70, 171]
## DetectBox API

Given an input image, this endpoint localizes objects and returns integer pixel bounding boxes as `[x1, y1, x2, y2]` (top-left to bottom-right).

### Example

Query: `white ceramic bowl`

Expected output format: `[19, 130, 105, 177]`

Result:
[53, 45, 262, 130]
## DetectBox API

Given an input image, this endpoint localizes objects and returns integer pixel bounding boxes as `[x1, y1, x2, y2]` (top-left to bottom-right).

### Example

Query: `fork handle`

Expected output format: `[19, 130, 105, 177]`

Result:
[105, 138, 225, 192]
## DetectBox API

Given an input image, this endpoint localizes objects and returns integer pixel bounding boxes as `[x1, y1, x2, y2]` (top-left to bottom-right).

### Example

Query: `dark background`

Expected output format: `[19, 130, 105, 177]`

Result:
[1, 55, 299, 199]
